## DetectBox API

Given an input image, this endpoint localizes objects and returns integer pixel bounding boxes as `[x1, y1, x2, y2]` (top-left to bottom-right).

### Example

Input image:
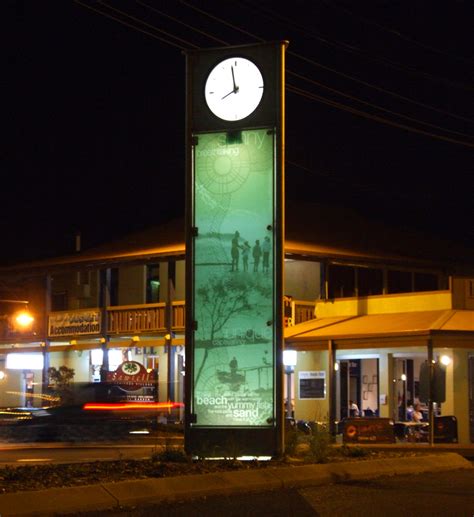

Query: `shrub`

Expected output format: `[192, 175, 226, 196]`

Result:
[151, 441, 189, 463]
[340, 445, 368, 458]
[284, 426, 300, 457]
[307, 423, 332, 463]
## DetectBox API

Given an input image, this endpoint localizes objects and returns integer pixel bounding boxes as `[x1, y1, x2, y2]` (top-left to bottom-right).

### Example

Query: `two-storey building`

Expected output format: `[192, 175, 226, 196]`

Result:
[1, 202, 473, 442]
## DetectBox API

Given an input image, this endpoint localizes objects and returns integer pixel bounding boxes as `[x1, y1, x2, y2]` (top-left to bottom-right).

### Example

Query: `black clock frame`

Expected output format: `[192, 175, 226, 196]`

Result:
[184, 41, 287, 458]
[186, 41, 285, 133]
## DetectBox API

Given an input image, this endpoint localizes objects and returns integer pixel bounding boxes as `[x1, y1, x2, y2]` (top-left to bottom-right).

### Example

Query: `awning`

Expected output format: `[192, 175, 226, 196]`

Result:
[285, 309, 474, 350]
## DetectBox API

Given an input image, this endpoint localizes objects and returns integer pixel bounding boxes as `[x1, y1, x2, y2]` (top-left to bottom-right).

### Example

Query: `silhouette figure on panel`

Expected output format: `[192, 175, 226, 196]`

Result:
[252, 240, 261, 272]
[231, 231, 242, 272]
[242, 241, 251, 272]
[262, 236, 271, 273]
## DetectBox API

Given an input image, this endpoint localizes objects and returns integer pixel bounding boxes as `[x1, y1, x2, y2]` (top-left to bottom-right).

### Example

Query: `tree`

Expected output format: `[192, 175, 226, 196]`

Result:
[48, 366, 75, 405]
[194, 274, 271, 386]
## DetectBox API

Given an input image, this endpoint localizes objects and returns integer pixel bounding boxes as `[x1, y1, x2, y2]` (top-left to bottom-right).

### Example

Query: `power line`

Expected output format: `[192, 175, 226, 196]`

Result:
[181, 0, 474, 126]
[287, 84, 474, 149]
[179, 0, 264, 42]
[74, 0, 188, 50]
[135, 0, 228, 46]
[238, 0, 474, 93]
[76, 1, 474, 147]
[288, 69, 474, 140]
[321, 0, 474, 67]
[289, 51, 474, 126]
[98, 1, 198, 49]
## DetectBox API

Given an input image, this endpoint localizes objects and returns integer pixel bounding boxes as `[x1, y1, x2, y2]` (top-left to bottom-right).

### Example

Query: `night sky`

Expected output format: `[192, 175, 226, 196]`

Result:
[5, 1, 474, 265]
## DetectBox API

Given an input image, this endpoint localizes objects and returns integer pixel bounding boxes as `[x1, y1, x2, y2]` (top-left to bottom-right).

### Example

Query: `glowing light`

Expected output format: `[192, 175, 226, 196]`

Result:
[83, 402, 184, 411]
[108, 349, 123, 370]
[283, 350, 297, 367]
[15, 311, 34, 328]
[6, 353, 43, 370]
[0, 371, 5, 380]
[440, 355, 451, 366]
[334, 362, 339, 371]
[5, 391, 59, 402]
[401, 373, 407, 381]
[91, 349, 104, 365]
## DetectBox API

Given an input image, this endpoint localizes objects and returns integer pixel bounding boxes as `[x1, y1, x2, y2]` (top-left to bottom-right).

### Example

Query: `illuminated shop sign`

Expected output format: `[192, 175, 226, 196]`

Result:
[6, 353, 44, 370]
[192, 128, 275, 426]
[48, 309, 101, 337]
[298, 371, 326, 400]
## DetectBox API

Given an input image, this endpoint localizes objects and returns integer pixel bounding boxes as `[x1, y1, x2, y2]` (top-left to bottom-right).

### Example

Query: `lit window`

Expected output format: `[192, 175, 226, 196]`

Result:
[108, 349, 123, 371]
[6, 353, 44, 370]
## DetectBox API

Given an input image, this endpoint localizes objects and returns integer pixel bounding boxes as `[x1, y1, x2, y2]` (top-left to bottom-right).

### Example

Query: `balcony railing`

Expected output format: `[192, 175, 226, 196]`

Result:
[294, 300, 315, 324]
[107, 304, 166, 334]
[35, 299, 317, 340]
[172, 301, 185, 331]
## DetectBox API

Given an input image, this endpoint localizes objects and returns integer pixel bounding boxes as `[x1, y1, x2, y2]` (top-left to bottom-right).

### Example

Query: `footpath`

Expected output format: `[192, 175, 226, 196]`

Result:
[0, 452, 472, 516]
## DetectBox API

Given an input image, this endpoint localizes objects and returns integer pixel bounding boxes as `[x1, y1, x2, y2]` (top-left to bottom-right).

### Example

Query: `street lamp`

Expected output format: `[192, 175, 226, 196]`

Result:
[283, 350, 297, 419]
[15, 310, 34, 328]
[0, 300, 34, 332]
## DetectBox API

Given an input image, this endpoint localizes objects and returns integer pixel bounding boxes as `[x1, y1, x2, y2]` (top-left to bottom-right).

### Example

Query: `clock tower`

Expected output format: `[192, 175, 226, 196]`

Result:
[184, 42, 287, 458]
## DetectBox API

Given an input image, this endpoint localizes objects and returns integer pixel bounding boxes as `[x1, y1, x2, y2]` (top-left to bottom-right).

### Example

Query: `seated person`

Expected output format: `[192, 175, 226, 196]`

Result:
[349, 400, 360, 417]
[412, 403, 423, 423]
[364, 407, 374, 417]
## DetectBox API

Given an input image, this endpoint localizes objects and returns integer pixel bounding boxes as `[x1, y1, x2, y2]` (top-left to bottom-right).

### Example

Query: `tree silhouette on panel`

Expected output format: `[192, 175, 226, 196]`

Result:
[195, 274, 271, 387]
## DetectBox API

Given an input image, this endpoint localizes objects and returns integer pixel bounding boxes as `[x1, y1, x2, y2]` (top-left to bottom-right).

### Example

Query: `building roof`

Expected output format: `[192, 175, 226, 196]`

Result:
[284, 309, 474, 349]
[1, 201, 473, 275]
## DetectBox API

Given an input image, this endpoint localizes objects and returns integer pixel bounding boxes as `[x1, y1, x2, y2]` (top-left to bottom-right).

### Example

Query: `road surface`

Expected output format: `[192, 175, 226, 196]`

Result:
[69, 467, 474, 517]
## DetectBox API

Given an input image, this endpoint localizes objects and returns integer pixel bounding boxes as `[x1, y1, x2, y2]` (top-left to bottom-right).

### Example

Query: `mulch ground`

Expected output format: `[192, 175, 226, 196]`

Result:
[0, 448, 427, 494]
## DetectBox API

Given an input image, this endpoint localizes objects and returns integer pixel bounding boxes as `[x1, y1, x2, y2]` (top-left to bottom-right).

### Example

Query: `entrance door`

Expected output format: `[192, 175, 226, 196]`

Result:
[24, 372, 34, 407]
[339, 360, 361, 419]
[339, 361, 349, 419]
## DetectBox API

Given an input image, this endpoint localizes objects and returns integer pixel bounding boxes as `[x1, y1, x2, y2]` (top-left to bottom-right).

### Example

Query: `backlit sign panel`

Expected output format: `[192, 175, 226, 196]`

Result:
[192, 129, 275, 426]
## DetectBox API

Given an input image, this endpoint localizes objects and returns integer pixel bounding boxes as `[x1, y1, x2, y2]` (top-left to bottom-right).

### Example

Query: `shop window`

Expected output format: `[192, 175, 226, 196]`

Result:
[414, 272, 438, 292]
[357, 267, 383, 296]
[387, 270, 412, 294]
[146, 264, 160, 303]
[51, 291, 68, 311]
[108, 349, 124, 371]
[328, 265, 355, 298]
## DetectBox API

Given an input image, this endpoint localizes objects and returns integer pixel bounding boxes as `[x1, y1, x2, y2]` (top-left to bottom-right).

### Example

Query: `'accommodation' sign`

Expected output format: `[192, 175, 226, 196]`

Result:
[48, 309, 101, 337]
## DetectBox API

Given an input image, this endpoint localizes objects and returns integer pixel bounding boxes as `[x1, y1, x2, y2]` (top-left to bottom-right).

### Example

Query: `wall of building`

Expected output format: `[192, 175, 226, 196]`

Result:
[284, 260, 321, 301]
[316, 290, 453, 318]
[293, 350, 329, 422]
[49, 350, 91, 384]
[452, 348, 471, 444]
[50, 270, 100, 310]
[175, 260, 185, 300]
[0, 365, 24, 407]
[452, 277, 474, 310]
[118, 266, 146, 305]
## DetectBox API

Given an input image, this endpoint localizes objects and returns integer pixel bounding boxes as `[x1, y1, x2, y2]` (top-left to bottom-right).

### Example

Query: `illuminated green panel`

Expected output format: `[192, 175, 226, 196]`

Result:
[193, 129, 274, 427]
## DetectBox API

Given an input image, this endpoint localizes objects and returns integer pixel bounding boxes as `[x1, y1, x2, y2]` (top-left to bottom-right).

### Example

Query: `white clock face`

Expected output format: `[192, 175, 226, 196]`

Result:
[204, 57, 264, 121]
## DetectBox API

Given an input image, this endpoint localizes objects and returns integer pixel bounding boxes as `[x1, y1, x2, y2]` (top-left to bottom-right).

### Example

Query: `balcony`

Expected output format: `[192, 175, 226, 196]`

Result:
[107, 303, 166, 334]
[2, 299, 316, 343]
[107, 301, 185, 334]
[293, 300, 315, 324]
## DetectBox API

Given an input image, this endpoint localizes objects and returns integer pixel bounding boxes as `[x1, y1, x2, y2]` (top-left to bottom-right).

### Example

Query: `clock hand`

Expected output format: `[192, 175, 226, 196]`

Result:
[222, 66, 239, 99]
[221, 89, 235, 100]
[231, 66, 238, 92]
